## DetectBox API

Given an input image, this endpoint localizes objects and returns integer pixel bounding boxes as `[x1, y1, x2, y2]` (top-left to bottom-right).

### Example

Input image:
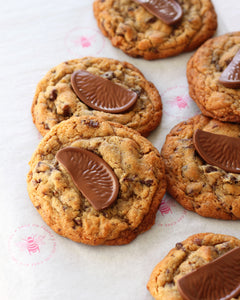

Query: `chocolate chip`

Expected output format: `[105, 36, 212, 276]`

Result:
[82, 119, 100, 128]
[194, 238, 203, 246]
[73, 217, 82, 226]
[176, 242, 183, 250]
[62, 205, 68, 211]
[35, 205, 41, 210]
[123, 175, 137, 182]
[146, 16, 157, 23]
[102, 71, 116, 80]
[229, 175, 238, 184]
[32, 179, 42, 185]
[140, 179, 153, 187]
[49, 89, 58, 101]
[62, 104, 71, 117]
[132, 88, 142, 96]
[206, 166, 218, 173]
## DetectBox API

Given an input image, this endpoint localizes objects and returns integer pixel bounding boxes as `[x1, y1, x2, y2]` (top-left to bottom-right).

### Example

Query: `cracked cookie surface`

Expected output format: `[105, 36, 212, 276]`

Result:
[32, 56, 162, 136]
[161, 114, 240, 220]
[187, 32, 240, 122]
[27, 116, 166, 245]
[93, 0, 217, 60]
[147, 233, 240, 300]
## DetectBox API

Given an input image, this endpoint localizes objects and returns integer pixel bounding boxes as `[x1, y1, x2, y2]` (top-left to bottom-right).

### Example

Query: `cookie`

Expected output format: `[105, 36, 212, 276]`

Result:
[31, 56, 162, 137]
[187, 32, 240, 123]
[27, 116, 166, 245]
[147, 233, 240, 300]
[93, 0, 217, 60]
[161, 114, 240, 220]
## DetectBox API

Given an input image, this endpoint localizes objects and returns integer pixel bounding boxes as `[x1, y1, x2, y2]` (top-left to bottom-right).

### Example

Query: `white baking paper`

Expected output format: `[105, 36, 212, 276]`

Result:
[0, 0, 240, 299]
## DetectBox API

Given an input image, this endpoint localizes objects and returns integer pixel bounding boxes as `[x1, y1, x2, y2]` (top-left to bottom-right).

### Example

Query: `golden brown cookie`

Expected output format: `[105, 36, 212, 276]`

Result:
[187, 32, 240, 123]
[27, 116, 166, 245]
[161, 114, 240, 220]
[93, 0, 217, 60]
[32, 56, 162, 137]
[147, 233, 240, 300]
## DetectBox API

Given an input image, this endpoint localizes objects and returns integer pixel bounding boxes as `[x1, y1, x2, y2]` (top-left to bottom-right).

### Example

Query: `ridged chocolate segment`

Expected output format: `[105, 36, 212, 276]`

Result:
[177, 247, 240, 300]
[193, 129, 240, 173]
[219, 49, 240, 89]
[56, 147, 119, 210]
[132, 0, 183, 25]
[71, 70, 137, 113]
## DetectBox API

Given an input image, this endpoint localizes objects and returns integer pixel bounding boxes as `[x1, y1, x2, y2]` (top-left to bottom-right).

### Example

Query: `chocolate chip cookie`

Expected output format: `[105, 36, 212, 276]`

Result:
[27, 116, 166, 245]
[93, 0, 217, 60]
[161, 114, 240, 220]
[187, 32, 240, 123]
[31, 56, 162, 137]
[147, 233, 240, 300]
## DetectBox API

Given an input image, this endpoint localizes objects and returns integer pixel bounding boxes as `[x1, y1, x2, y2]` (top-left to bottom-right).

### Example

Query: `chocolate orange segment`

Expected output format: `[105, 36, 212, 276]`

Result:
[177, 247, 240, 300]
[132, 0, 183, 25]
[193, 129, 240, 173]
[56, 147, 119, 210]
[71, 70, 137, 113]
[219, 49, 240, 89]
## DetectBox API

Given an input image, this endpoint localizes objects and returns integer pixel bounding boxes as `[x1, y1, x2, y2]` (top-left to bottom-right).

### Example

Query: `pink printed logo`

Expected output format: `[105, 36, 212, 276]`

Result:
[159, 197, 173, 216]
[172, 95, 189, 109]
[8, 224, 56, 266]
[157, 194, 187, 227]
[18, 235, 45, 255]
[65, 27, 105, 57]
[75, 36, 93, 48]
[161, 85, 201, 127]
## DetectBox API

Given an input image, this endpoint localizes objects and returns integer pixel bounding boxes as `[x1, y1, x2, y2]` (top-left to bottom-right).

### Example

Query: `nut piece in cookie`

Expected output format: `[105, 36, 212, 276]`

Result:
[187, 32, 240, 123]
[147, 233, 240, 300]
[161, 114, 240, 220]
[32, 57, 162, 136]
[27, 116, 167, 245]
[93, 0, 217, 60]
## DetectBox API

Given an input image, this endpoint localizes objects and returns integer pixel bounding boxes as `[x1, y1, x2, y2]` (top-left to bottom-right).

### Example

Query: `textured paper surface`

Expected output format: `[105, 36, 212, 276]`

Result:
[0, 1, 240, 299]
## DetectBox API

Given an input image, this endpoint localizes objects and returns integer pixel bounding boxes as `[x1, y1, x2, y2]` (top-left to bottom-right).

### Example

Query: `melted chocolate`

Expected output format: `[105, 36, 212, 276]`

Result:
[177, 247, 240, 300]
[219, 49, 240, 89]
[193, 129, 240, 173]
[71, 70, 137, 113]
[132, 0, 183, 25]
[56, 147, 119, 210]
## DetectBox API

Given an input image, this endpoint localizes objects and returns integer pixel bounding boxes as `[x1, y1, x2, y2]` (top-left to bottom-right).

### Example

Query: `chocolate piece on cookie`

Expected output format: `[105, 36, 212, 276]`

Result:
[27, 116, 166, 245]
[187, 32, 240, 123]
[31, 57, 162, 137]
[93, 0, 217, 60]
[161, 114, 240, 220]
[147, 233, 240, 300]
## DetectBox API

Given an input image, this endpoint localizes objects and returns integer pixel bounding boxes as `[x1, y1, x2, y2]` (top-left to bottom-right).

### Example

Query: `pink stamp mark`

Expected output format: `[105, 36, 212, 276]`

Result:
[18, 235, 45, 255]
[8, 224, 56, 266]
[65, 27, 105, 57]
[157, 194, 187, 227]
[159, 197, 173, 216]
[172, 95, 189, 109]
[74, 35, 94, 48]
[161, 84, 201, 126]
